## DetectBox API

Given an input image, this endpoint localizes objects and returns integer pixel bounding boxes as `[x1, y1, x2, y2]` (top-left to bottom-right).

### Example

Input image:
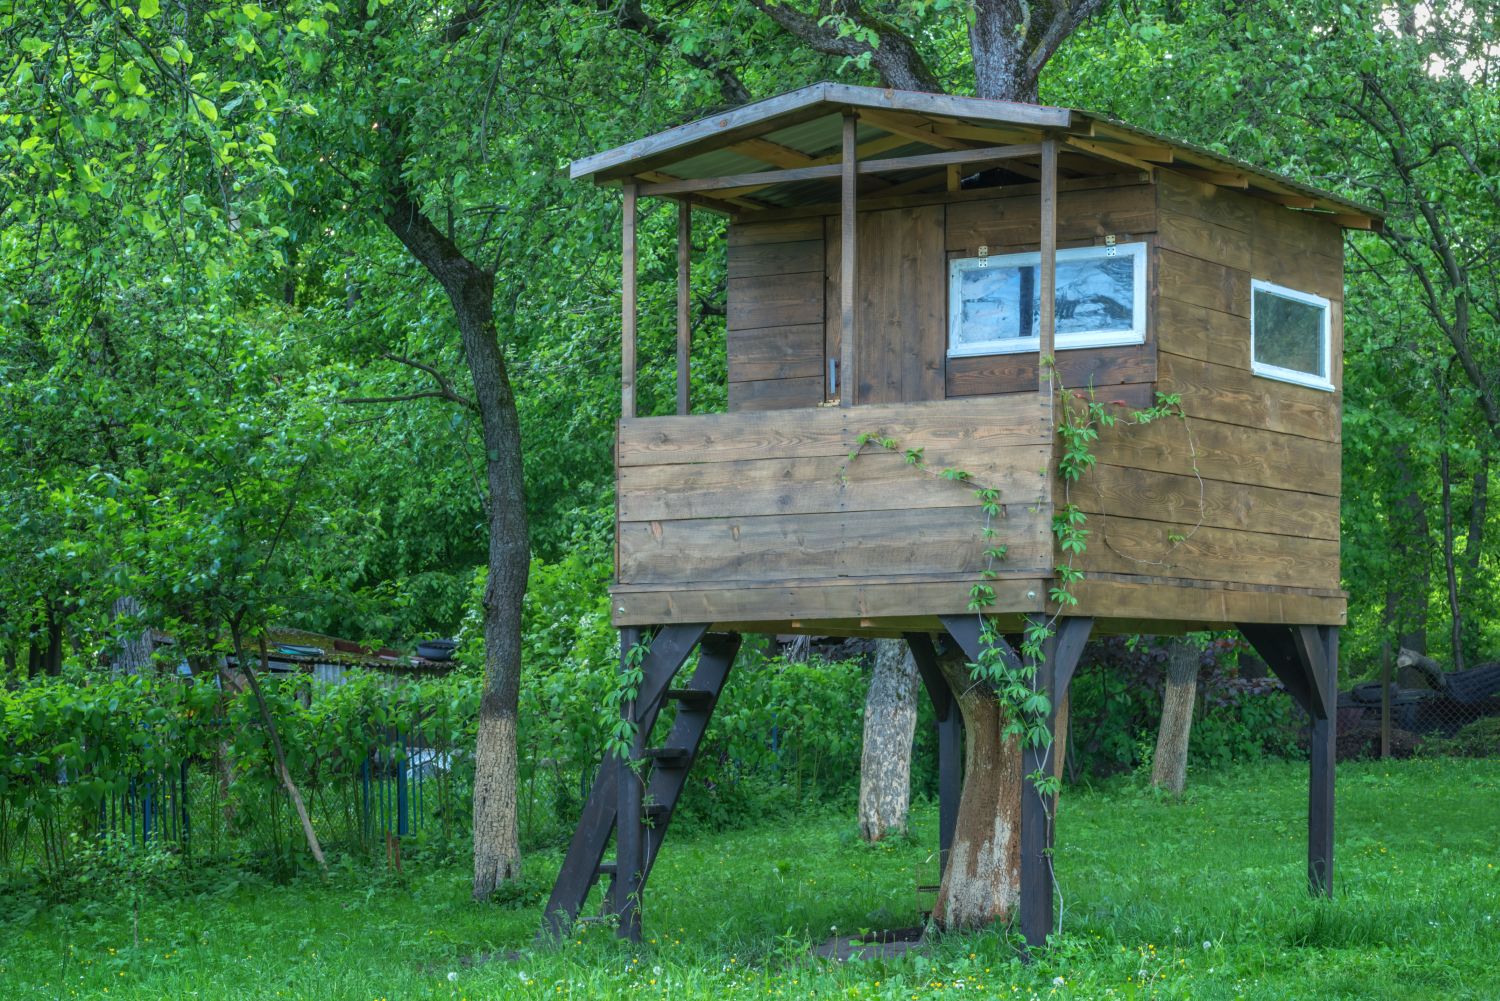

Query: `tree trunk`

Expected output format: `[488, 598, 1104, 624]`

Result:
[1439, 449, 1465, 671]
[383, 181, 528, 898]
[110, 596, 154, 675]
[1150, 639, 1200, 796]
[858, 639, 918, 842]
[42, 602, 64, 676]
[931, 657, 1022, 929]
[1390, 441, 1431, 654]
[229, 625, 327, 873]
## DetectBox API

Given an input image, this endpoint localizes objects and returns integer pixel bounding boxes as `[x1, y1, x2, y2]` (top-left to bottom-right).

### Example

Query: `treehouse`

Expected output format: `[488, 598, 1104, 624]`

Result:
[542, 83, 1380, 947]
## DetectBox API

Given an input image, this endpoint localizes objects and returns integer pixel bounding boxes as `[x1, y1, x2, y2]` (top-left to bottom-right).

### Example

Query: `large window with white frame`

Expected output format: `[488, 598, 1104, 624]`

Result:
[947, 242, 1148, 358]
[1250, 279, 1333, 391]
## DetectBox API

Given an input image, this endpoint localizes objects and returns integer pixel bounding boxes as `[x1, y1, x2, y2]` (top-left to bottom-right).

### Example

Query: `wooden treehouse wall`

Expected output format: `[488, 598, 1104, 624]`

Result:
[1074, 172, 1345, 616]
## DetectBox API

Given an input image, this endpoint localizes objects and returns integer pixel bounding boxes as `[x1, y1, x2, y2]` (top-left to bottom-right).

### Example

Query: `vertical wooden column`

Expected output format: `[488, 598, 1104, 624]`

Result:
[621, 183, 639, 419]
[906, 632, 961, 876]
[1308, 625, 1338, 897]
[839, 113, 857, 408]
[1018, 615, 1093, 950]
[1037, 140, 1058, 395]
[614, 625, 644, 940]
[1238, 622, 1338, 899]
[676, 201, 691, 415]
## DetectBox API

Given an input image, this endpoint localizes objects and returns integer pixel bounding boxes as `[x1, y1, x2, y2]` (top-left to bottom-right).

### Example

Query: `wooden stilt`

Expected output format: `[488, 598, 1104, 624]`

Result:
[1239, 622, 1338, 898]
[676, 201, 691, 416]
[839, 113, 857, 408]
[621, 183, 638, 419]
[1017, 615, 1093, 949]
[906, 632, 961, 875]
[614, 626, 645, 940]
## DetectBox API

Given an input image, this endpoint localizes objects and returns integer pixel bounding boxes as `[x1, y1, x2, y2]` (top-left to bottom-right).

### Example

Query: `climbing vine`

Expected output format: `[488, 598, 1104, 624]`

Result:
[844, 377, 1193, 796]
[606, 634, 651, 760]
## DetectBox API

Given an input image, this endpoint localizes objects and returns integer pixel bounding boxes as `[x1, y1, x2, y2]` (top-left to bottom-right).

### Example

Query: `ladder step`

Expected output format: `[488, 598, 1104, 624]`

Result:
[597, 861, 617, 876]
[644, 801, 671, 819]
[645, 747, 692, 767]
[667, 687, 714, 709]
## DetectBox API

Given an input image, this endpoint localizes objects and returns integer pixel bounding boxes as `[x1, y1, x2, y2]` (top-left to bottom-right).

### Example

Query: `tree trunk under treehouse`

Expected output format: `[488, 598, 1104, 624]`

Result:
[858, 639, 919, 842]
[1150, 639, 1200, 796]
[932, 657, 1023, 929]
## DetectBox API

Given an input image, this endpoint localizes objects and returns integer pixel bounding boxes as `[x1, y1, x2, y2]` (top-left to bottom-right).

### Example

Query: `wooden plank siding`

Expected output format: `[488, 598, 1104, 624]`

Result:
[619, 169, 1348, 632]
[725, 219, 826, 410]
[615, 395, 1053, 607]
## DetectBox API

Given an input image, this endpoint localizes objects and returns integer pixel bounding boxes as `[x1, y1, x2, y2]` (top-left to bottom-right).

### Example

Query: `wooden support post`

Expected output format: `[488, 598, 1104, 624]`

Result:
[839, 112, 857, 408]
[906, 632, 961, 876]
[676, 201, 691, 416]
[1037, 139, 1058, 396]
[1238, 623, 1338, 899]
[614, 625, 644, 940]
[1309, 626, 1337, 897]
[621, 183, 638, 419]
[1018, 616, 1093, 950]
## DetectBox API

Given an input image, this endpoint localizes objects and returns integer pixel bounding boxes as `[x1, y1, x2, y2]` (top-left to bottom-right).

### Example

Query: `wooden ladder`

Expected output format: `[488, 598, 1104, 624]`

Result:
[539, 627, 740, 941]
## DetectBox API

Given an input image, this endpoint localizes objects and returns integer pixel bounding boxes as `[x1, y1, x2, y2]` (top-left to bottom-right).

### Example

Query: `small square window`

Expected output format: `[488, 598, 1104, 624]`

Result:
[948, 242, 1147, 357]
[1251, 280, 1333, 391]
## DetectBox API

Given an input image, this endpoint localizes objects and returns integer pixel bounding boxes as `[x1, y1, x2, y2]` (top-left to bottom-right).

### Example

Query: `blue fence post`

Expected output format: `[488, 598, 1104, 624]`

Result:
[396, 732, 409, 838]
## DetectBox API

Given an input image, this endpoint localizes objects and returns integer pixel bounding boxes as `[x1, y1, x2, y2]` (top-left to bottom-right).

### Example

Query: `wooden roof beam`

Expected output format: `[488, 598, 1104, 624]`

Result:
[729, 137, 818, 168]
[638, 143, 1040, 197]
[857, 109, 973, 151]
[1174, 166, 1251, 188]
[1064, 137, 1159, 174]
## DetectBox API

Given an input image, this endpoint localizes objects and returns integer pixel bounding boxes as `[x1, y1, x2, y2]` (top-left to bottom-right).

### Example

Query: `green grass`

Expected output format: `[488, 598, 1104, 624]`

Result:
[3, 757, 1498, 1000]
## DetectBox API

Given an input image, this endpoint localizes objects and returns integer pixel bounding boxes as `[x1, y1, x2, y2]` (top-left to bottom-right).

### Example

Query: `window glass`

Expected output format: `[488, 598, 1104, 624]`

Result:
[949, 243, 1146, 356]
[1251, 281, 1331, 389]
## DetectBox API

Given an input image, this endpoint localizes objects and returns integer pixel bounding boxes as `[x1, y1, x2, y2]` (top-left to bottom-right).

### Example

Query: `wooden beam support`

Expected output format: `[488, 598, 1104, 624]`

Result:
[840, 112, 857, 409]
[638, 143, 1040, 197]
[1038, 139, 1058, 395]
[858, 108, 974, 150]
[676, 201, 691, 416]
[621, 183, 638, 419]
[730, 136, 818, 167]
[1019, 615, 1094, 950]
[1174, 166, 1250, 188]
[907, 632, 961, 877]
[1236, 622, 1338, 899]
[1063, 136, 1159, 174]
[614, 625, 644, 940]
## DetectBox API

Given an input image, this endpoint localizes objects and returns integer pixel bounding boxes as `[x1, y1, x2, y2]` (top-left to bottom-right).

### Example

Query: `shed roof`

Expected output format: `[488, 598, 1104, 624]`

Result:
[570, 82, 1380, 227]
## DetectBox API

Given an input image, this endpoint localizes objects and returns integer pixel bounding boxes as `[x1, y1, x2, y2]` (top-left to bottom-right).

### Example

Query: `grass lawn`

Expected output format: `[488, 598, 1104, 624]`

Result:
[3, 757, 1497, 1000]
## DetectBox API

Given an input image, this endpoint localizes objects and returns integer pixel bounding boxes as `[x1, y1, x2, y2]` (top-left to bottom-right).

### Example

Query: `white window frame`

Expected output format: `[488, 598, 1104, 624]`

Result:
[1250, 278, 1334, 392]
[947, 242, 1148, 358]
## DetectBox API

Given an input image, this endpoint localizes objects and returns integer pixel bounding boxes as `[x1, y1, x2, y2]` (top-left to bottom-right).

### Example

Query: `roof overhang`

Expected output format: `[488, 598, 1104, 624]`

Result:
[569, 82, 1382, 228]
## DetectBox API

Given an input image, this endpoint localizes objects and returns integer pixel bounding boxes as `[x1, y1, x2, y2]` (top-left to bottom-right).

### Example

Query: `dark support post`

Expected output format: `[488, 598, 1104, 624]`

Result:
[615, 625, 644, 940]
[1239, 623, 1339, 898]
[839, 112, 857, 408]
[1018, 615, 1094, 950]
[676, 201, 691, 416]
[1309, 626, 1338, 896]
[621, 183, 638, 419]
[906, 632, 960, 875]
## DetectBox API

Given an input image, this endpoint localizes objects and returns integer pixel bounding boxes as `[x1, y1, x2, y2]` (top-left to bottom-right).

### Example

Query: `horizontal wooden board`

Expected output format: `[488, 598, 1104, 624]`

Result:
[726, 323, 824, 382]
[727, 271, 821, 330]
[1089, 414, 1341, 497]
[1067, 577, 1347, 626]
[1157, 350, 1341, 442]
[1251, 231, 1344, 302]
[1075, 463, 1341, 541]
[611, 576, 1047, 627]
[1157, 209, 1250, 273]
[946, 343, 1156, 397]
[1245, 195, 1346, 259]
[619, 445, 1050, 521]
[1157, 249, 1249, 317]
[1156, 170, 1256, 234]
[1156, 294, 1246, 366]
[945, 183, 1156, 252]
[727, 376, 824, 411]
[726, 239, 824, 279]
[618, 506, 1051, 584]
[1076, 517, 1340, 589]
[619, 395, 1050, 466]
[727, 216, 824, 246]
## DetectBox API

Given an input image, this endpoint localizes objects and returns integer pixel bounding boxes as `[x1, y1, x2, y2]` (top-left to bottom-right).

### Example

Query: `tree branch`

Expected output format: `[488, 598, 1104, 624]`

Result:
[607, 0, 751, 105]
[747, 0, 941, 93]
